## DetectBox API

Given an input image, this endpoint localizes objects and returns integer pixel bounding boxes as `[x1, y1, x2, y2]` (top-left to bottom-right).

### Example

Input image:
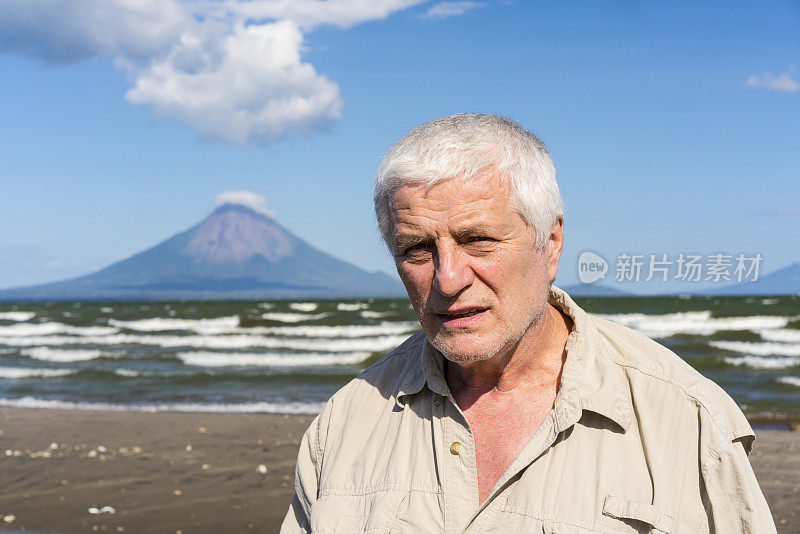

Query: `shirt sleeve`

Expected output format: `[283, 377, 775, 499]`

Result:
[700, 429, 777, 533]
[280, 414, 323, 534]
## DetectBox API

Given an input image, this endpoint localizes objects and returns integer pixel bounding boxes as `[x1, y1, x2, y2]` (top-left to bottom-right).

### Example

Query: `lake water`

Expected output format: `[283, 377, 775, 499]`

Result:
[0, 294, 798, 420]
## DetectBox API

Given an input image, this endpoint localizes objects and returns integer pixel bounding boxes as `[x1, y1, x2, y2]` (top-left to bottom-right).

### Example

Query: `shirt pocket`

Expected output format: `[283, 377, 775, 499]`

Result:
[499, 496, 673, 534]
[310, 490, 409, 534]
[599, 496, 674, 534]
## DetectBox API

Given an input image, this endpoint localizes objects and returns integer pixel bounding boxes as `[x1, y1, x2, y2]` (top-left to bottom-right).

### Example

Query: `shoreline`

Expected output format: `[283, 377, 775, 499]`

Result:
[0, 407, 798, 533]
[1, 399, 798, 427]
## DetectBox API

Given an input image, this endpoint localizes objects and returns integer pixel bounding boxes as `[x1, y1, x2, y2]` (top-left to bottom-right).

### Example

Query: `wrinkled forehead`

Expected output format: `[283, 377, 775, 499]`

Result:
[389, 172, 510, 212]
[388, 174, 522, 240]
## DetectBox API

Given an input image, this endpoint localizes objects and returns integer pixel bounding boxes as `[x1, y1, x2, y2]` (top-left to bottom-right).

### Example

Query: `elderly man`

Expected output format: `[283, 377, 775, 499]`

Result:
[281, 114, 775, 533]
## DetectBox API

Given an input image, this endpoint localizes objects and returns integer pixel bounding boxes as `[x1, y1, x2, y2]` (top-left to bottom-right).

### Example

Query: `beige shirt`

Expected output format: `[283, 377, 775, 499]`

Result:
[281, 286, 775, 533]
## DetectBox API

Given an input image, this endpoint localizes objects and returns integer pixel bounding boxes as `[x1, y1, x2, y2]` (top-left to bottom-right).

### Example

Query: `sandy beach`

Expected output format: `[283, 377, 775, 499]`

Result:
[0, 408, 798, 534]
[0, 408, 309, 533]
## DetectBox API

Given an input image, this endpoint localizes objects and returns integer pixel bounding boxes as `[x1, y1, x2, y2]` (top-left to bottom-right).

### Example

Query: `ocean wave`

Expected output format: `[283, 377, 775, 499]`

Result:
[0, 396, 324, 414]
[761, 299, 779, 305]
[176, 351, 372, 368]
[777, 376, 800, 388]
[109, 317, 417, 338]
[259, 312, 329, 323]
[723, 356, 800, 370]
[596, 311, 788, 338]
[258, 302, 274, 309]
[109, 316, 239, 333]
[361, 311, 394, 319]
[20, 347, 105, 362]
[115, 369, 141, 377]
[0, 322, 118, 337]
[337, 303, 368, 311]
[711, 341, 800, 357]
[1, 333, 411, 352]
[759, 329, 800, 343]
[0, 367, 75, 379]
[0, 311, 36, 321]
[246, 322, 418, 338]
[289, 302, 318, 312]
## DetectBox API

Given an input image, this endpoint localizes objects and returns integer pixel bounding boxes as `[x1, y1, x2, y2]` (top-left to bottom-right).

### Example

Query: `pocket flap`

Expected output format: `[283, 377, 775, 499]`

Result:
[602, 496, 674, 533]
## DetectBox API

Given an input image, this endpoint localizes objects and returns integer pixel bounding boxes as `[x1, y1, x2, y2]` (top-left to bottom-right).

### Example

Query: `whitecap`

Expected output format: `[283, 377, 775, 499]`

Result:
[723, 356, 800, 369]
[0, 322, 117, 337]
[246, 322, 418, 339]
[289, 303, 318, 312]
[0, 396, 323, 415]
[758, 329, 800, 343]
[0, 367, 74, 379]
[0, 333, 411, 353]
[176, 351, 372, 367]
[777, 376, 800, 388]
[361, 311, 393, 319]
[21, 347, 105, 362]
[0, 311, 36, 321]
[114, 369, 140, 377]
[108, 317, 415, 338]
[761, 298, 779, 305]
[337, 303, 368, 311]
[109, 316, 239, 334]
[596, 311, 788, 338]
[260, 312, 329, 323]
[711, 341, 800, 357]
[0, 323, 66, 336]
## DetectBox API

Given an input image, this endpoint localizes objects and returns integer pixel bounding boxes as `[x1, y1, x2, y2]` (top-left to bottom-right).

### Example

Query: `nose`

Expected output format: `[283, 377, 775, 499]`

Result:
[432, 241, 474, 297]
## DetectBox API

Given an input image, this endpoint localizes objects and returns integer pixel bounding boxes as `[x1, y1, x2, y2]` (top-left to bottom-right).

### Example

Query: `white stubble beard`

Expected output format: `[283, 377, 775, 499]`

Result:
[428, 293, 549, 366]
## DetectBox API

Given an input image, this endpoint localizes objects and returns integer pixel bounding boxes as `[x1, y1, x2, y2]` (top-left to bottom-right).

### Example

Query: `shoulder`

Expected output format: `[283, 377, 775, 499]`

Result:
[312, 331, 426, 449]
[326, 330, 426, 406]
[588, 313, 754, 450]
[352, 330, 427, 393]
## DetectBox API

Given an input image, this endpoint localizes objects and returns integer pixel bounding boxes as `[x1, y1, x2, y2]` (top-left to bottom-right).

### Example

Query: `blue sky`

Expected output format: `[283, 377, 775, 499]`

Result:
[0, 0, 798, 294]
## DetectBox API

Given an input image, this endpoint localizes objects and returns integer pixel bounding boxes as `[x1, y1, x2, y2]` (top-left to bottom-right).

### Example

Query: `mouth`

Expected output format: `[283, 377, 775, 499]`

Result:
[434, 307, 489, 327]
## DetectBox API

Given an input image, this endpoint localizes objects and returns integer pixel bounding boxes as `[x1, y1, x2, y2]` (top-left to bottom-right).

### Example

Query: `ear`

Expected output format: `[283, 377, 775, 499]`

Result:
[547, 217, 564, 283]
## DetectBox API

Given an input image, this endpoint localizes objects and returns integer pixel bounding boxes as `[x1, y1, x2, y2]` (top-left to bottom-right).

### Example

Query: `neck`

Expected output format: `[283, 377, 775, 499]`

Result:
[446, 304, 572, 395]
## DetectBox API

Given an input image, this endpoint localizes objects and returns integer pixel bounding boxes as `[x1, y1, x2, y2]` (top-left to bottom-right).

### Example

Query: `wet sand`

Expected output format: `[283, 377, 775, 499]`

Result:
[0, 408, 797, 533]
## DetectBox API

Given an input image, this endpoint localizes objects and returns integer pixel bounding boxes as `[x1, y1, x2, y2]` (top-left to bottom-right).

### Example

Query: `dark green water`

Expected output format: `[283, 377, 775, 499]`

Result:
[0, 294, 798, 420]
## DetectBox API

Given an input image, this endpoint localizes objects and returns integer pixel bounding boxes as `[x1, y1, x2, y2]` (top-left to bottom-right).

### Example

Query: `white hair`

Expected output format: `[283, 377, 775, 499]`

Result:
[374, 113, 564, 252]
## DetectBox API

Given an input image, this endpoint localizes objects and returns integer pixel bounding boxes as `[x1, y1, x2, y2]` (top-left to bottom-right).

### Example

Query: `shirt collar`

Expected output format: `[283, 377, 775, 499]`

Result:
[396, 340, 445, 403]
[549, 285, 632, 432]
[396, 285, 633, 433]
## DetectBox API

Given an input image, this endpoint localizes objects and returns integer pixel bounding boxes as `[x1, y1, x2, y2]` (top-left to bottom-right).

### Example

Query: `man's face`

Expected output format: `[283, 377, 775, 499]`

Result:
[390, 173, 563, 365]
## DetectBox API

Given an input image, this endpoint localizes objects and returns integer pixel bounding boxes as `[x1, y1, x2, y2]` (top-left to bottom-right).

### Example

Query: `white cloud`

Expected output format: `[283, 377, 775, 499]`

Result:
[192, 0, 428, 31]
[0, 0, 430, 145]
[422, 1, 484, 19]
[126, 20, 343, 144]
[215, 191, 277, 217]
[745, 69, 800, 93]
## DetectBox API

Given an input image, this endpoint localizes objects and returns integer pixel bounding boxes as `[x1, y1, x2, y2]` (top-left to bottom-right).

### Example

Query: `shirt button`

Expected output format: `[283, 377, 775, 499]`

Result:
[450, 442, 463, 455]
[433, 396, 441, 406]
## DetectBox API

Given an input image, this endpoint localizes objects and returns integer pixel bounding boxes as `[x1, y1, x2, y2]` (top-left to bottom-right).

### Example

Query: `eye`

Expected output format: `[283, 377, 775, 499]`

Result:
[465, 235, 496, 246]
[394, 242, 434, 263]
[462, 235, 497, 254]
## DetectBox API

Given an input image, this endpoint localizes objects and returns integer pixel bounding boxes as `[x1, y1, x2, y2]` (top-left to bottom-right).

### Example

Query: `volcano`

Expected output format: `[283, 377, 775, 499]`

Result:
[0, 203, 405, 301]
